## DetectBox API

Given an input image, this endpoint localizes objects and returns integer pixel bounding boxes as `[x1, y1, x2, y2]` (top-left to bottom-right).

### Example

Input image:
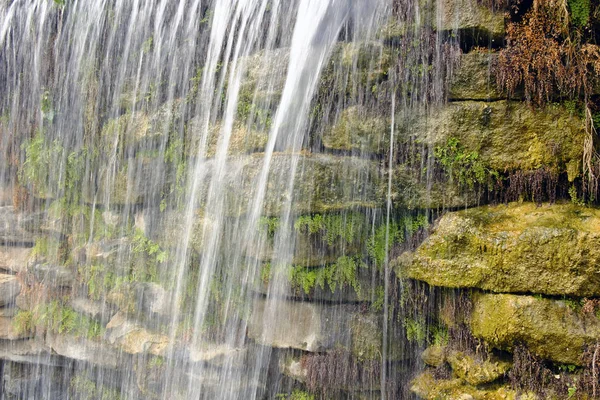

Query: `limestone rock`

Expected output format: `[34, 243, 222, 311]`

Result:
[0, 274, 21, 306]
[46, 333, 120, 368]
[105, 312, 169, 356]
[446, 351, 511, 386]
[0, 246, 30, 274]
[0, 339, 60, 366]
[449, 52, 501, 100]
[0, 316, 30, 340]
[247, 297, 350, 352]
[30, 263, 75, 288]
[322, 106, 390, 154]
[400, 203, 600, 296]
[410, 371, 523, 400]
[421, 345, 447, 367]
[0, 206, 37, 246]
[470, 293, 600, 365]
[417, 101, 584, 175]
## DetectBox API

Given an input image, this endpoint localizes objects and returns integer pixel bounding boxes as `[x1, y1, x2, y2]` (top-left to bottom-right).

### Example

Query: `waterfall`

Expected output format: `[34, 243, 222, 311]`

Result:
[0, 0, 476, 398]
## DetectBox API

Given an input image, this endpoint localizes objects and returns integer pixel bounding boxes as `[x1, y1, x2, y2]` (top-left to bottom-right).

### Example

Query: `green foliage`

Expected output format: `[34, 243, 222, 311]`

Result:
[431, 325, 449, 347]
[404, 317, 427, 345]
[14, 302, 103, 339]
[70, 374, 122, 400]
[568, 0, 590, 27]
[289, 256, 366, 296]
[13, 310, 35, 335]
[130, 229, 169, 282]
[569, 185, 586, 206]
[434, 137, 499, 190]
[367, 215, 428, 269]
[258, 217, 280, 238]
[276, 390, 315, 400]
[294, 213, 365, 245]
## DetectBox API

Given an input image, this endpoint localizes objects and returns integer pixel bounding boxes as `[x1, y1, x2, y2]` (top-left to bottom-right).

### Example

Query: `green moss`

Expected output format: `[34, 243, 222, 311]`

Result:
[402, 202, 600, 296]
[70, 374, 122, 400]
[294, 212, 366, 246]
[14, 301, 104, 340]
[568, 0, 590, 27]
[276, 390, 315, 400]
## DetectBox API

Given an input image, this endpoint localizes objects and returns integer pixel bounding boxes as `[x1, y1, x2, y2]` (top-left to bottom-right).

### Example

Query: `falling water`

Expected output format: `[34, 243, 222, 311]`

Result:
[0, 0, 476, 398]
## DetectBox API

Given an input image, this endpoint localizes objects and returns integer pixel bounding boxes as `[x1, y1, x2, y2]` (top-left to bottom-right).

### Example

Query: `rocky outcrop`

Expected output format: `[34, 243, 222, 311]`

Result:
[399, 203, 600, 296]
[0, 274, 21, 307]
[471, 293, 600, 365]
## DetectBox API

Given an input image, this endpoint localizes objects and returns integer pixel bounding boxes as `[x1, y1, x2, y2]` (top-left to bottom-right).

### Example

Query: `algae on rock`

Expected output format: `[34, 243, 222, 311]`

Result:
[399, 202, 600, 296]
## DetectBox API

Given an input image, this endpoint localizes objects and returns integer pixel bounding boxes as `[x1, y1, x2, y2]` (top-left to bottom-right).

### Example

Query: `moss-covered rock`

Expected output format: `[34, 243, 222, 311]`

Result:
[410, 371, 527, 400]
[446, 351, 511, 386]
[322, 106, 390, 154]
[421, 345, 447, 367]
[470, 293, 600, 365]
[416, 101, 585, 175]
[449, 52, 501, 100]
[399, 202, 600, 296]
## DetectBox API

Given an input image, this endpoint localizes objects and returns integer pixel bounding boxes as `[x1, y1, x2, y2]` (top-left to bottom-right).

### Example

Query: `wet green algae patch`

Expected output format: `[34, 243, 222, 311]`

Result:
[398, 202, 600, 297]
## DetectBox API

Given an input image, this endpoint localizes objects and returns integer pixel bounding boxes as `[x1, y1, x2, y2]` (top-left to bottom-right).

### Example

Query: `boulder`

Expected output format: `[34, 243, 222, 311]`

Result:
[0, 274, 21, 306]
[470, 293, 600, 365]
[400, 203, 600, 296]
[421, 345, 447, 367]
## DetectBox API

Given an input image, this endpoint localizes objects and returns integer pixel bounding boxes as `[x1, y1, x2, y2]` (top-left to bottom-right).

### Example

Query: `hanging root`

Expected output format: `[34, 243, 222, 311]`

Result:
[583, 106, 599, 200]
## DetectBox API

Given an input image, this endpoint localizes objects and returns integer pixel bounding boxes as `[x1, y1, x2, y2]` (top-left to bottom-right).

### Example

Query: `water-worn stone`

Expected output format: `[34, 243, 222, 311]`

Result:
[30, 263, 75, 288]
[0, 339, 61, 366]
[0, 274, 21, 307]
[45, 333, 120, 368]
[0, 316, 30, 339]
[248, 297, 352, 352]
[471, 293, 600, 365]
[105, 312, 169, 356]
[399, 203, 600, 296]
[0, 206, 37, 246]
[446, 351, 511, 385]
[0, 246, 30, 274]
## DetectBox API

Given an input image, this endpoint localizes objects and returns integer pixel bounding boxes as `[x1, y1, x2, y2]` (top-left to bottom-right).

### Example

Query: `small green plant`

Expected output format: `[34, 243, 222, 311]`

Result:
[294, 213, 365, 245]
[258, 217, 280, 238]
[568, 0, 590, 27]
[276, 390, 315, 400]
[434, 137, 499, 190]
[404, 317, 427, 345]
[289, 256, 365, 296]
[569, 185, 586, 206]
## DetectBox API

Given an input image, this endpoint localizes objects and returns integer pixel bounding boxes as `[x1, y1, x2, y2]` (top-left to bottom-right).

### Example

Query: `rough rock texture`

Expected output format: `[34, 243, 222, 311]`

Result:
[0, 207, 37, 246]
[105, 312, 169, 356]
[400, 203, 600, 296]
[446, 351, 511, 386]
[30, 263, 75, 288]
[410, 371, 528, 400]
[416, 101, 584, 175]
[0, 274, 21, 307]
[449, 52, 501, 100]
[0, 316, 29, 340]
[45, 333, 121, 368]
[470, 293, 600, 365]
[322, 106, 390, 153]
